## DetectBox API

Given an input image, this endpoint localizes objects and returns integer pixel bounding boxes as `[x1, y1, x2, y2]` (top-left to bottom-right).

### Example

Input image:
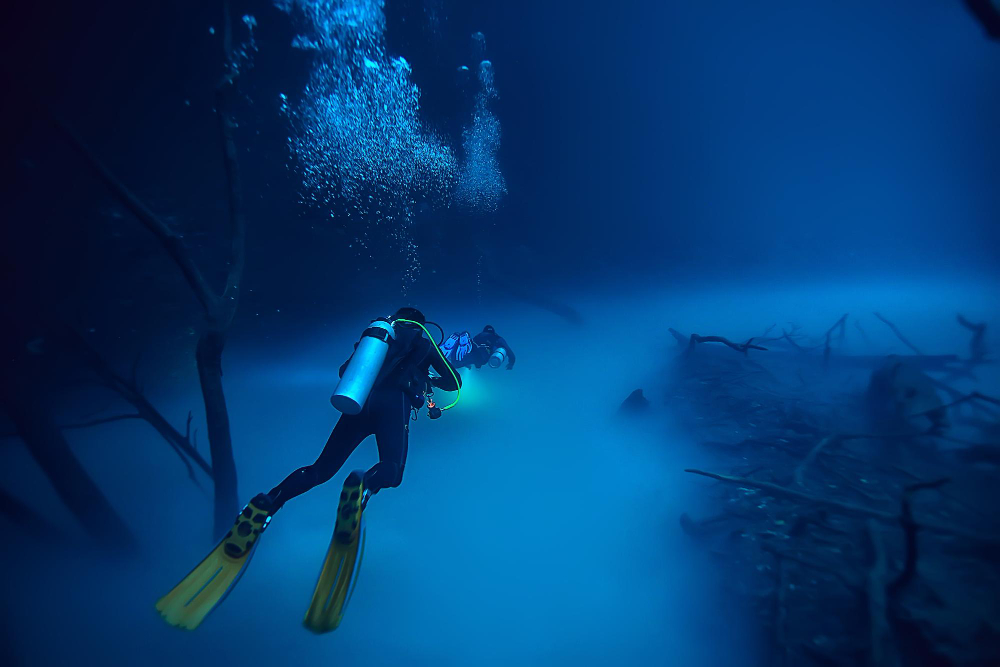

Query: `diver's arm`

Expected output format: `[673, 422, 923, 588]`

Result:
[429, 352, 462, 391]
[429, 375, 455, 389]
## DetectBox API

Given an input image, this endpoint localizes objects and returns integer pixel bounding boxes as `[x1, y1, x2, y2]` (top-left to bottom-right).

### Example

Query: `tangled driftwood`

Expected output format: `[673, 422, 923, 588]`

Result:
[667, 313, 999, 665]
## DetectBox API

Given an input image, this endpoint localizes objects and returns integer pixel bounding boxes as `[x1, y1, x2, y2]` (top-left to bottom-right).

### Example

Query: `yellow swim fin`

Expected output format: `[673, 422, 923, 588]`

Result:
[156, 496, 273, 630]
[303, 471, 367, 634]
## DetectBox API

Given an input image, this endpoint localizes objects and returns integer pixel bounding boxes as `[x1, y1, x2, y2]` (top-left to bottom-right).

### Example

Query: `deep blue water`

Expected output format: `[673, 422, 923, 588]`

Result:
[2, 1, 999, 666]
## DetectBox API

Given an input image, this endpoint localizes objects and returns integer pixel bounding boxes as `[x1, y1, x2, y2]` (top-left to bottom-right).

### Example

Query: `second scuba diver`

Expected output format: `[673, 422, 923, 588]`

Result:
[156, 307, 461, 633]
[441, 324, 516, 371]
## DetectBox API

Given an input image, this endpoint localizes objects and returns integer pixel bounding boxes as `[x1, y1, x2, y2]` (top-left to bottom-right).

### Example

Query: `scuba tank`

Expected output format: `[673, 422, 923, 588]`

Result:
[331, 319, 396, 415]
[488, 347, 507, 369]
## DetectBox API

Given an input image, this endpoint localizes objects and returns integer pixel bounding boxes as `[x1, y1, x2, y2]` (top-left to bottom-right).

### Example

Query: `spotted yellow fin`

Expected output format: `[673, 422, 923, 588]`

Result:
[156, 498, 272, 630]
[303, 471, 367, 634]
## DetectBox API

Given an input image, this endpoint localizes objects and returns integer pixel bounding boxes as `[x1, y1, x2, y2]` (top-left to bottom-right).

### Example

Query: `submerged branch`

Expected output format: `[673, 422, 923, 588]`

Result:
[61, 414, 144, 430]
[781, 329, 804, 351]
[864, 520, 897, 667]
[53, 119, 220, 319]
[873, 312, 923, 355]
[956, 313, 987, 362]
[855, 319, 872, 345]
[824, 314, 848, 367]
[761, 544, 863, 593]
[773, 555, 789, 667]
[687, 333, 768, 354]
[63, 328, 212, 482]
[915, 391, 1000, 419]
[214, 2, 246, 330]
[794, 435, 842, 487]
[684, 468, 1000, 546]
[889, 479, 950, 596]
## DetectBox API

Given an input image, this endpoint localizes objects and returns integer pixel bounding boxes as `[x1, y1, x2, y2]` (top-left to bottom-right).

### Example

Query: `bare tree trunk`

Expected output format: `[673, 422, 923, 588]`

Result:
[963, 0, 1000, 39]
[196, 330, 238, 532]
[64, 327, 213, 480]
[2, 374, 136, 552]
[54, 3, 249, 538]
[0, 486, 63, 543]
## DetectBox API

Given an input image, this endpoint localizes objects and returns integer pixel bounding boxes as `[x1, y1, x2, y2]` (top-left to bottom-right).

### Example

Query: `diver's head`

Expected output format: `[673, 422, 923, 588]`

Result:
[483, 324, 495, 334]
[393, 307, 426, 325]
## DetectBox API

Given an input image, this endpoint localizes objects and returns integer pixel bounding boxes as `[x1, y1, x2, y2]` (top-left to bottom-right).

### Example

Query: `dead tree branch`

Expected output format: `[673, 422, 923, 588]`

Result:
[761, 544, 863, 593]
[873, 312, 923, 356]
[793, 435, 841, 486]
[781, 329, 804, 351]
[956, 314, 987, 362]
[54, 122, 220, 319]
[773, 555, 789, 667]
[684, 468, 1000, 546]
[63, 328, 210, 486]
[61, 414, 144, 430]
[53, 2, 246, 534]
[917, 391, 1000, 419]
[214, 0, 247, 332]
[824, 314, 848, 367]
[685, 333, 768, 354]
[793, 430, 949, 486]
[889, 479, 950, 596]
[864, 520, 897, 667]
[795, 435, 842, 487]
[759, 323, 777, 339]
[687, 468, 899, 519]
[855, 319, 872, 345]
[668, 328, 688, 345]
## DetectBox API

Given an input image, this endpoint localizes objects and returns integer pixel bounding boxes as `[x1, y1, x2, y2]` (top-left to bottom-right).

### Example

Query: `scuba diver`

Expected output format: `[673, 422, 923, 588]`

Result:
[441, 324, 516, 370]
[156, 307, 461, 633]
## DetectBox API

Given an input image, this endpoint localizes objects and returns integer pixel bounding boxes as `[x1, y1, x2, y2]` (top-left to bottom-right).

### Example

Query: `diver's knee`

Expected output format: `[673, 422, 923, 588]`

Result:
[365, 462, 404, 491]
[293, 465, 329, 487]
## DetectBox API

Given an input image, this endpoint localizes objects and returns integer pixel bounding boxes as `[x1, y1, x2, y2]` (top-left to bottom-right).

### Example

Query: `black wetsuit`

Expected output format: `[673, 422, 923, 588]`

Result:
[458, 328, 516, 370]
[267, 323, 461, 510]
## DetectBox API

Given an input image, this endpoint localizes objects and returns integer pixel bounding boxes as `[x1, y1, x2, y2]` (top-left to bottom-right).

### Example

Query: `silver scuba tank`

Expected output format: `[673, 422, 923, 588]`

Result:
[488, 347, 507, 369]
[331, 319, 396, 415]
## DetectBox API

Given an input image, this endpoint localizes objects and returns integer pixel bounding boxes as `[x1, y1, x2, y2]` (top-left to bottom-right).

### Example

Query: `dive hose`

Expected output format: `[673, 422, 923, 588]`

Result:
[424, 320, 446, 346]
[394, 318, 461, 411]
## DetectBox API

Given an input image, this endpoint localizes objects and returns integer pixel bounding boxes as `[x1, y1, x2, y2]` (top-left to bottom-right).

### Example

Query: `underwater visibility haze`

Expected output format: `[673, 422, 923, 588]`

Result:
[2, 1, 1000, 665]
